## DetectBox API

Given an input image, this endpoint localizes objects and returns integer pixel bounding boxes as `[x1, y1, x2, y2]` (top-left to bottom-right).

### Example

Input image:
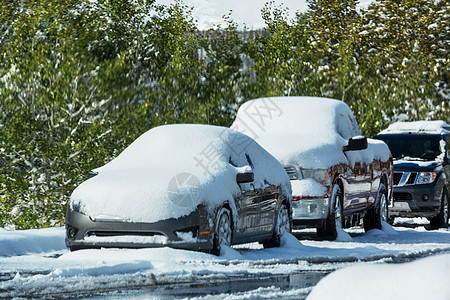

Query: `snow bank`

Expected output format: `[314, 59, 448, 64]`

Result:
[50, 260, 153, 278]
[307, 253, 450, 300]
[1, 222, 450, 299]
[379, 120, 450, 134]
[70, 124, 291, 224]
[232, 97, 391, 170]
[0, 227, 66, 257]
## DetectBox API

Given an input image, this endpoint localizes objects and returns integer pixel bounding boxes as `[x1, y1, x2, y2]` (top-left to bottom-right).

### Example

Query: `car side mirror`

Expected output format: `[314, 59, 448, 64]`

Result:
[88, 170, 99, 179]
[344, 136, 368, 152]
[236, 172, 254, 184]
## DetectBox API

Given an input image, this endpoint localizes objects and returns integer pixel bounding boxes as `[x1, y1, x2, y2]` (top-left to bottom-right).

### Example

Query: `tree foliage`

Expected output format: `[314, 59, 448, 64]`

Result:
[1, 0, 448, 229]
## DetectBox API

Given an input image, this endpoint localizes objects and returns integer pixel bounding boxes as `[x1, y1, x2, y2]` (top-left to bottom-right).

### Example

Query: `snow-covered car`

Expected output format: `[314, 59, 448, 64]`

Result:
[231, 96, 393, 239]
[65, 124, 292, 254]
[373, 121, 450, 229]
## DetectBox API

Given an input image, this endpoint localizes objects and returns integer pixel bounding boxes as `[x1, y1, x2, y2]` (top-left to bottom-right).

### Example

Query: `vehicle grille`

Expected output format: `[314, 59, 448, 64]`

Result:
[87, 231, 165, 237]
[393, 192, 413, 201]
[406, 172, 417, 184]
[284, 166, 297, 180]
[393, 172, 418, 187]
[393, 172, 403, 186]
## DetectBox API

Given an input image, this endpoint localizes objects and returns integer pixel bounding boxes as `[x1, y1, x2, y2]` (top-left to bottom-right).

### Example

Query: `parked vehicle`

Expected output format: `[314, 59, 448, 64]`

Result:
[373, 121, 450, 229]
[231, 96, 393, 240]
[65, 124, 292, 255]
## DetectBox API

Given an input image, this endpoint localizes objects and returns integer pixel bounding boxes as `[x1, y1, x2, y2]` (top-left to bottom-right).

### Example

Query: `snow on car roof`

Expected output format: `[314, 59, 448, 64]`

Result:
[378, 120, 450, 135]
[231, 97, 355, 169]
[231, 96, 390, 169]
[70, 124, 291, 223]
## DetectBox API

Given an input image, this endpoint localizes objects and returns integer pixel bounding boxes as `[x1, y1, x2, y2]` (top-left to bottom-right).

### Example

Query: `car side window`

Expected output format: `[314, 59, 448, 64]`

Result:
[245, 153, 254, 168]
[337, 112, 361, 140]
[229, 152, 252, 169]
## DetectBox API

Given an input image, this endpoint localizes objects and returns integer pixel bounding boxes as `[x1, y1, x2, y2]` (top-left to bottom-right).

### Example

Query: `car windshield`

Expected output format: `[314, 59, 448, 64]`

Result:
[374, 134, 445, 161]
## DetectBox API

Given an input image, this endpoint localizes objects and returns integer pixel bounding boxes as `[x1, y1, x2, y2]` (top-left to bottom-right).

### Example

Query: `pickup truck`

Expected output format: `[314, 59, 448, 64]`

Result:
[232, 96, 393, 239]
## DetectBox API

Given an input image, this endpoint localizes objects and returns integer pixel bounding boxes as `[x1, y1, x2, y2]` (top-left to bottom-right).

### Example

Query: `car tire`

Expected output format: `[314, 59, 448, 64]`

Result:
[387, 216, 395, 225]
[429, 191, 449, 230]
[317, 184, 343, 240]
[263, 203, 291, 248]
[211, 207, 232, 256]
[364, 183, 388, 232]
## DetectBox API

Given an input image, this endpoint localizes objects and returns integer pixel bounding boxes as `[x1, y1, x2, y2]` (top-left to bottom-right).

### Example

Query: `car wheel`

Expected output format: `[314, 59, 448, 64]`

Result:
[263, 203, 291, 248]
[429, 191, 449, 230]
[387, 216, 395, 225]
[364, 183, 387, 232]
[211, 207, 232, 256]
[317, 184, 343, 240]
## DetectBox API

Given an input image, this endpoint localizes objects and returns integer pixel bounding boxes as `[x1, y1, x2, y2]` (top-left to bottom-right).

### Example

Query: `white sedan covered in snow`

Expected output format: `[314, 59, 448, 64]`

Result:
[65, 124, 292, 254]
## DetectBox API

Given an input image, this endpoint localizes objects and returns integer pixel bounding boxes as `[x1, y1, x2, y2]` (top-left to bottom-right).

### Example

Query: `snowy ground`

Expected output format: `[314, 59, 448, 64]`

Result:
[1, 219, 449, 299]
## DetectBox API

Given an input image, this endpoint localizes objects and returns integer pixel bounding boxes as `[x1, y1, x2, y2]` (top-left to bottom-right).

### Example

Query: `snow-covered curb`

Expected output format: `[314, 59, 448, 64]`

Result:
[0, 227, 66, 257]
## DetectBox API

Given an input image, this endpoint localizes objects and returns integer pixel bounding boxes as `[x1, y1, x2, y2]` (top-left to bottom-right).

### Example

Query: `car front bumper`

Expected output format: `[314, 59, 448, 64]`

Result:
[291, 197, 329, 229]
[389, 184, 442, 218]
[65, 207, 214, 251]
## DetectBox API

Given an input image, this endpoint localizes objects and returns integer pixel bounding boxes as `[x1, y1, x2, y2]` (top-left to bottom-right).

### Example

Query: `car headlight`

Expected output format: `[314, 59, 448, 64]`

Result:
[298, 168, 331, 187]
[70, 200, 86, 214]
[416, 172, 437, 184]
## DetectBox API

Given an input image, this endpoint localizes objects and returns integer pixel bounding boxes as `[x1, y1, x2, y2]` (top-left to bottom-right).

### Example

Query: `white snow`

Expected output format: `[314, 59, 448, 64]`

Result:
[307, 253, 450, 300]
[291, 178, 327, 198]
[231, 97, 391, 170]
[83, 234, 169, 245]
[70, 124, 291, 224]
[379, 120, 450, 134]
[1, 221, 449, 298]
[392, 158, 444, 167]
[0, 227, 65, 257]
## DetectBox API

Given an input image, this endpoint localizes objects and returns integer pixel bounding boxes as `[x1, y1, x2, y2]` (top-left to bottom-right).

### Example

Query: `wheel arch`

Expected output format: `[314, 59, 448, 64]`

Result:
[217, 201, 235, 232]
[330, 179, 344, 214]
[333, 178, 345, 201]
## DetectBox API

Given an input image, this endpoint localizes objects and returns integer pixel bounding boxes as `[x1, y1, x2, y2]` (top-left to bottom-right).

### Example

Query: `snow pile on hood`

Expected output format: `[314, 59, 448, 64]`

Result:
[307, 253, 450, 300]
[231, 97, 391, 169]
[291, 178, 327, 198]
[69, 124, 291, 223]
[379, 120, 450, 135]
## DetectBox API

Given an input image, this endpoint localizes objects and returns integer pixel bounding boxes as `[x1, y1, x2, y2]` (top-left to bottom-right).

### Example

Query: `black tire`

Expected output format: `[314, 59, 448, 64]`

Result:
[364, 183, 388, 232]
[317, 184, 343, 240]
[263, 203, 291, 248]
[429, 191, 449, 230]
[211, 207, 232, 256]
[387, 217, 395, 225]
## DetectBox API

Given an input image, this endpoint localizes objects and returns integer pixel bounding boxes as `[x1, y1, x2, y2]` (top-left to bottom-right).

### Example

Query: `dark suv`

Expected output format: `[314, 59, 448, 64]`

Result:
[373, 121, 450, 229]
